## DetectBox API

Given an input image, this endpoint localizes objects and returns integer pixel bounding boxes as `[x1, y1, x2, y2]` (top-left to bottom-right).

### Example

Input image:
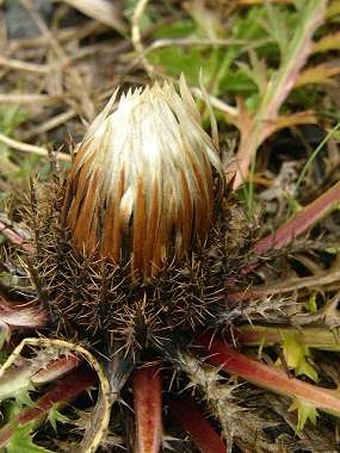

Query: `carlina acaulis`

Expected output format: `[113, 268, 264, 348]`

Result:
[27, 75, 246, 355]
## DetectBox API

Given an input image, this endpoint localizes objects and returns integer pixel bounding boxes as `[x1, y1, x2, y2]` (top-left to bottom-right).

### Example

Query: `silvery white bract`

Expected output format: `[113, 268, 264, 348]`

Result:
[64, 76, 223, 279]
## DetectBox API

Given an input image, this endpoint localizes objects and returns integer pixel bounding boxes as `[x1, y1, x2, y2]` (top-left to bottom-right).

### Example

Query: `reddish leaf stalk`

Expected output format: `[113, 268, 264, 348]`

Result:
[0, 295, 47, 328]
[199, 333, 340, 417]
[240, 180, 340, 277]
[254, 181, 340, 255]
[0, 218, 34, 254]
[132, 366, 163, 453]
[0, 366, 97, 447]
[168, 397, 226, 453]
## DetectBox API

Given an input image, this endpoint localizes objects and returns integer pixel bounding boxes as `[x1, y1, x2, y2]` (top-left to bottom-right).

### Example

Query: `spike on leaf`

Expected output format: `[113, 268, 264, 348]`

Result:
[289, 399, 318, 432]
[281, 333, 318, 382]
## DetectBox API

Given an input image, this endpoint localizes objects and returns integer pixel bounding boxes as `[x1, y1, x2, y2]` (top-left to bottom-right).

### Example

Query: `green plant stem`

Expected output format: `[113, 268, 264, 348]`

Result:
[0, 366, 97, 448]
[236, 325, 340, 351]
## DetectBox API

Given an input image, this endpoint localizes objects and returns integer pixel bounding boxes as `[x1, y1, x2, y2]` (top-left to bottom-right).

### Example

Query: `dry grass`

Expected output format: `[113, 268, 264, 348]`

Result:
[0, 0, 142, 170]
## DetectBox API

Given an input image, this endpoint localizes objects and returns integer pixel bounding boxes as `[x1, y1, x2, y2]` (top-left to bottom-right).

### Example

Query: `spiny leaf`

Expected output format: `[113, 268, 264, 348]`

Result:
[289, 399, 318, 431]
[304, 293, 318, 313]
[252, 181, 340, 255]
[236, 325, 340, 351]
[14, 387, 35, 408]
[47, 406, 71, 432]
[0, 367, 36, 403]
[6, 422, 53, 453]
[281, 333, 318, 382]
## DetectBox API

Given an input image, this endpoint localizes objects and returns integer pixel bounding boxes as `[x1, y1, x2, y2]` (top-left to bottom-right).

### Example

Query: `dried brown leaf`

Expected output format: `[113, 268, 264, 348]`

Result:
[60, 0, 127, 34]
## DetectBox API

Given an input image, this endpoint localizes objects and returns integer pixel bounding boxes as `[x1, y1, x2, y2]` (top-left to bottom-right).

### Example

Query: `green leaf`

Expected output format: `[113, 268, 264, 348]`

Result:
[281, 333, 318, 382]
[0, 106, 28, 137]
[15, 388, 35, 408]
[285, 193, 302, 218]
[0, 105, 29, 178]
[219, 69, 257, 95]
[47, 406, 70, 432]
[232, 7, 268, 41]
[148, 46, 209, 84]
[262, 2, 289, 56]
[0, 367, 35, 403]
[152, 19, 196, 39]
[305, 293, 317, 313]
[6, 422, 53, 453]
[289, 398, 318, 431]
[148, 6, 270, 95]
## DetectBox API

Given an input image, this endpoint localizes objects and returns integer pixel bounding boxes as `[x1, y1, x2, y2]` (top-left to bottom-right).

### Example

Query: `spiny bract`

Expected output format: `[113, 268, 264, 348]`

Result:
[28, 77, 248, 356]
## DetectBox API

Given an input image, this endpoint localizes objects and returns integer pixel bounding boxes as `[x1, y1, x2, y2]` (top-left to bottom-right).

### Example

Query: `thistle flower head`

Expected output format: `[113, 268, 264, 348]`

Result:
[63, 77, 224, 279]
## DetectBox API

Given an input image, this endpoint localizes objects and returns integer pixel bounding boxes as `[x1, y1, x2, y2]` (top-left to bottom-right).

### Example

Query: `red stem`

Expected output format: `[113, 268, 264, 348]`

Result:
[0, 366, 97, 447]
[132, 366, 163, 453]
[0, 295, 47, 328]
[241, 181, 340, 276]
[168, 396, 226, 453]
[198, 333, 340, 417]
[254, 181, 340, 255]
[0, 219, 34, 254]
